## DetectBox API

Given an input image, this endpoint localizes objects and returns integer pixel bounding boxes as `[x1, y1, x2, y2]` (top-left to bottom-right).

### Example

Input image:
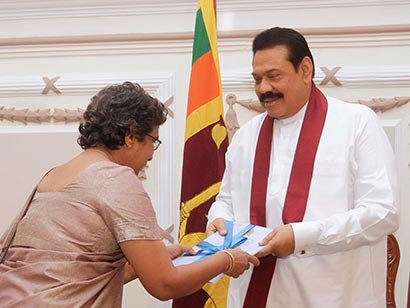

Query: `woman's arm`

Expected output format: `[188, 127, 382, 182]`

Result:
[124, 262, 138, 284]
[123, 244, 196, 284]
[120, 240, 259, 301]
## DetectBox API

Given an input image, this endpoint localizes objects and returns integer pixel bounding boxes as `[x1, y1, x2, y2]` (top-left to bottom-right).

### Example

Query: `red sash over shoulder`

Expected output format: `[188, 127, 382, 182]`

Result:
[243, 83, 328, 308]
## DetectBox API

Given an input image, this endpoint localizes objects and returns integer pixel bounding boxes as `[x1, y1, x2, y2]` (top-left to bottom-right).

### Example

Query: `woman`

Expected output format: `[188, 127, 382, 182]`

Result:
[0, 82, 259, 307]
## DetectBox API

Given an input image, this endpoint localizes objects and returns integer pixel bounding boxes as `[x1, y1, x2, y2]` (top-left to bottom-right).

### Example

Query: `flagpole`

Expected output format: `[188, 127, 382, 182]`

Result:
[214, 0, 217, 25]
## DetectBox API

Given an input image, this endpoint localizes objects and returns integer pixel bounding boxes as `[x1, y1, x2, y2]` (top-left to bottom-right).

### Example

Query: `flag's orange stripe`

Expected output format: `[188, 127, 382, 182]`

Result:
[187, 50, 220, 117]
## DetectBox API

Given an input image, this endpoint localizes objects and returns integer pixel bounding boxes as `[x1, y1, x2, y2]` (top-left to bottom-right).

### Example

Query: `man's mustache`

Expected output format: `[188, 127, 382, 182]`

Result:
[259, 92, 283, 103]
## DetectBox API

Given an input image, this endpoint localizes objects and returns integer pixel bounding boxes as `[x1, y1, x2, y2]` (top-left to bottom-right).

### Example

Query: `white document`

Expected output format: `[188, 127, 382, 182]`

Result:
[172, 221, 272, 282]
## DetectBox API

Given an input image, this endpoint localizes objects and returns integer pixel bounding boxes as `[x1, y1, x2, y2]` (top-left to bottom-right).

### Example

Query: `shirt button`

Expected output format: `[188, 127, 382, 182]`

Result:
[300, 250, 306, 255]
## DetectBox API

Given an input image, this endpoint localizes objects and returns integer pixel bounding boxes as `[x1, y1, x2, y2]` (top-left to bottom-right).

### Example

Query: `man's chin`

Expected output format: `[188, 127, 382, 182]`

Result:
[264, 104, 282, 118]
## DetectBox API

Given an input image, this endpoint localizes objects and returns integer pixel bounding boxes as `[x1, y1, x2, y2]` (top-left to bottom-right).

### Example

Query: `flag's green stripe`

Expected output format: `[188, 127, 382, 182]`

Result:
[192, 8, 211, 64]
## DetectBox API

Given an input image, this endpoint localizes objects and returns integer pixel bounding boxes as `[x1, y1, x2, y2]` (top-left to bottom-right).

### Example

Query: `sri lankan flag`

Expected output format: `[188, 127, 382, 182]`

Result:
[172, 0, 229, 307]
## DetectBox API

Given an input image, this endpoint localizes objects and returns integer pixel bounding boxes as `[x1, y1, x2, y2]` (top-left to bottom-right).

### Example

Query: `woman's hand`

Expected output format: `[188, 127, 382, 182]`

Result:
[221, 247, 260, 278]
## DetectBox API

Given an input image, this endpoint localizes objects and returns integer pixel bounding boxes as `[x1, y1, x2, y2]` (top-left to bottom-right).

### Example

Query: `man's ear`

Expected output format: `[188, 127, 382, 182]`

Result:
[300, 56, 313, 83]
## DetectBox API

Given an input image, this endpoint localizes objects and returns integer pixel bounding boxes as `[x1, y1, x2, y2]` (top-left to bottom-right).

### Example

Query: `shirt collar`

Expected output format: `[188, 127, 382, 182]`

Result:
[277, 101, 308, 125]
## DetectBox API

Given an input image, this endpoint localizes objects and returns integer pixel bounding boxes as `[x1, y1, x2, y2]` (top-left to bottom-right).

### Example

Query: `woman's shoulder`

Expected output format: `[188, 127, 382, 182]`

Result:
[83, 161, 144, 192]
[86, 160, 133, 175]
[83, 161, 139, 185]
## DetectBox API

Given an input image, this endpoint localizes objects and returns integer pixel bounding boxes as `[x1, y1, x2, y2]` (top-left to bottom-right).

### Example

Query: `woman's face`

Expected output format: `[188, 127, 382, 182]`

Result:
[125, 126, 159, 174]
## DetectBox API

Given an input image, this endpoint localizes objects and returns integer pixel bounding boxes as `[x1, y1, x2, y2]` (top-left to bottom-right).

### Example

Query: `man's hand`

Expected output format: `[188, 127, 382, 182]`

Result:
[166, 244, 195, 260]
[205, 218, 227, 237]
[255, 224, 295, 258]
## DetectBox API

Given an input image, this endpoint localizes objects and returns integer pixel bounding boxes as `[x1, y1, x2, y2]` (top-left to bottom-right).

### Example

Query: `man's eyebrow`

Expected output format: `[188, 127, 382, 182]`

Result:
[251, 68, 279, 77]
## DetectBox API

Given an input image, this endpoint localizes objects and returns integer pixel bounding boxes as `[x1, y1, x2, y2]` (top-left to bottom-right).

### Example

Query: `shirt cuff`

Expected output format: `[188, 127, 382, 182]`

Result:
[291, 221, 321, 256]
[207, 202, 235, 226]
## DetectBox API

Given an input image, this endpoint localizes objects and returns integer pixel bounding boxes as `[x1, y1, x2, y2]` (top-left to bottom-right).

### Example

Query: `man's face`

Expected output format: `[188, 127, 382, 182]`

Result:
[252, 45, 312, 119]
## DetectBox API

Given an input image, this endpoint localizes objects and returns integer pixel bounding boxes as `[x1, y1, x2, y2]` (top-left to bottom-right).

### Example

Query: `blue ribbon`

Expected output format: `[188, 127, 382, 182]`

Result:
[193, 221, 255, 261]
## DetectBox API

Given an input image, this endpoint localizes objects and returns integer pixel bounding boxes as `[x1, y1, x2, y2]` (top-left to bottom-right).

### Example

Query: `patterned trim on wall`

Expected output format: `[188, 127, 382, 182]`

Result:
[0, 97, 174, 125]
[0, 107, 83, 124]
[223, 93, 410, 142]
[0, 65, 408, 103]
[226, 94, 410, 114]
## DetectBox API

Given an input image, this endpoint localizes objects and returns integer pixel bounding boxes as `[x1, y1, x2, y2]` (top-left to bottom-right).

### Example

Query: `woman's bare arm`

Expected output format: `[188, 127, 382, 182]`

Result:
[123, 244, 195, 284]
[120, 240, 259, 301]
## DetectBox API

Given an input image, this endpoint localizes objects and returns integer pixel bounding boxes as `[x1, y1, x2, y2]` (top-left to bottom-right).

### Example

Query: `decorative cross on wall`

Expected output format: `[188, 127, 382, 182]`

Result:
[319, 67, 342, 86]
[41, 76, 62, 94]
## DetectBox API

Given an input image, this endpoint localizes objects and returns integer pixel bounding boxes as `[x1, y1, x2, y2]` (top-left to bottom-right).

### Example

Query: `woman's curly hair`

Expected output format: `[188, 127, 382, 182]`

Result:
[78, 81, 167, 149]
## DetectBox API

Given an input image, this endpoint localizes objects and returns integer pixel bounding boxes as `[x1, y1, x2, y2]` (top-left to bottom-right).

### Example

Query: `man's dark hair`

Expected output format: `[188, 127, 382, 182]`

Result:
[252, 27, 315, 78]
[78, 81, 167, 150]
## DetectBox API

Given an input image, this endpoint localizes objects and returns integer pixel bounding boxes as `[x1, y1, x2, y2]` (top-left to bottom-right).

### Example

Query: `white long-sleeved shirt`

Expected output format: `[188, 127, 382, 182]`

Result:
[208, 95, 399, 308]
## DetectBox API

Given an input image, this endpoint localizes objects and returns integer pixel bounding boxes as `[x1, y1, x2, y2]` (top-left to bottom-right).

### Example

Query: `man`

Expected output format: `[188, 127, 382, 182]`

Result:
[206, 27, 399, 308]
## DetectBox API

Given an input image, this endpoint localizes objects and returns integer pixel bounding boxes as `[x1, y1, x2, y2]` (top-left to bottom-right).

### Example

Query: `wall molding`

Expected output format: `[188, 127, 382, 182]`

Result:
[0, 106, 83, 124]
[0, 73, 176, 97]
[0, 25, 409, 59]
[0, 65, 409, 103]
[2, 95, 408, 126]
[225, 93, 410, 113]
[223, 66, 410, 90]
[1, 1, 408, 21]
[2, 25, 409, 45]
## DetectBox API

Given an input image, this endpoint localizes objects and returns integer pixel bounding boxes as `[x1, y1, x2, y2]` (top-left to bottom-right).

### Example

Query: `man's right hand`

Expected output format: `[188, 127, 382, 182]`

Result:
[205, 217, 227, 237]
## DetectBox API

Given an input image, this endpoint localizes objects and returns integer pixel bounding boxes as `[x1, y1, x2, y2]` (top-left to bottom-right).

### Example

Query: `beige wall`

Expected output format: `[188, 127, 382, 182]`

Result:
[0, 1, 409, 307]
